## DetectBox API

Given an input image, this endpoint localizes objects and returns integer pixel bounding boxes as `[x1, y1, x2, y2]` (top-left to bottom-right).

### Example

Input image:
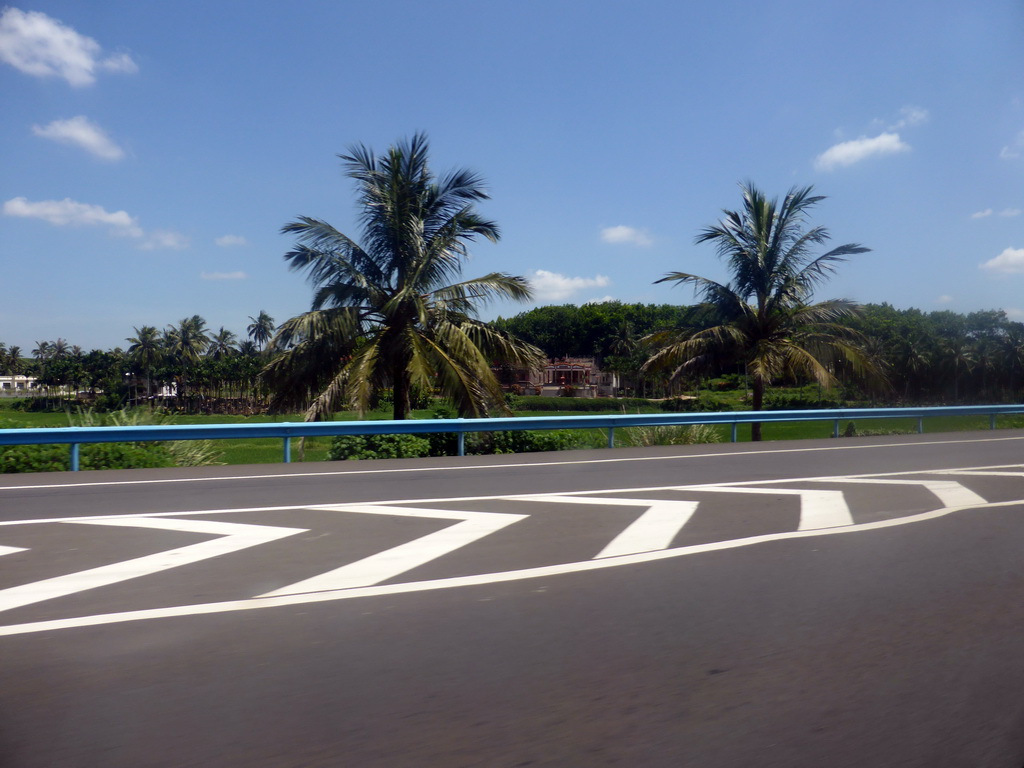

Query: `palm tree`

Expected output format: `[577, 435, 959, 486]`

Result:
[209, 327, 238, 360]
[644, 183, 879, 441]
[32, 340, 50, 363]
[263, 133, 542, 421]
[7, 346, 23, 375]
[164, 315, 210, 407]
[247, 311, 275, 352]
[126, 325, 163, 402]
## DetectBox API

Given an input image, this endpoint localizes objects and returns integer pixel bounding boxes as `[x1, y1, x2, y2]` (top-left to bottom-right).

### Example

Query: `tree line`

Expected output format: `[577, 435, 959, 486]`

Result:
[4, 135, 1016, 433]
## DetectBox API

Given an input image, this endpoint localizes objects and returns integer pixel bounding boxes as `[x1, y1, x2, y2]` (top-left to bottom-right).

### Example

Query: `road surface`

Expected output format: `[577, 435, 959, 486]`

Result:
[2, 431, 1024, 766]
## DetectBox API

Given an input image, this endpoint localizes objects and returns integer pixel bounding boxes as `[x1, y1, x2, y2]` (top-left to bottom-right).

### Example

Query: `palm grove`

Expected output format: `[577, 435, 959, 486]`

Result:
[4, 136, 1022, 428]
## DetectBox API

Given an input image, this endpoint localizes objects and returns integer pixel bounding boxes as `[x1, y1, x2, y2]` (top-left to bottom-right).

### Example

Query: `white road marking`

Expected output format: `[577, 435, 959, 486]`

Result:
[3, 435, 1024, 492]
[0, 517, 306, 614]
[807, 478, 988, 508]
[664, 487, 853, 530]
[0, 493, 1014, 638]
[0, 546, 27, 557]
[259, 505, 526, 596]
[0, 463, 1017, 634]
[516, 494, 699, 558]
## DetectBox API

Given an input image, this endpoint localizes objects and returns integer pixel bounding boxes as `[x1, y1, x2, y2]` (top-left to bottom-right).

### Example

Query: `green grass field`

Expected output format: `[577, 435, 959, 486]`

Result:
[3, 399, 1024, 469]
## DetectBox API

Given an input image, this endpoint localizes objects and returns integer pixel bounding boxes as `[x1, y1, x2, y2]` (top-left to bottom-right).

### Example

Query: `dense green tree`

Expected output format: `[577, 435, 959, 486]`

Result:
[264, 134, 542, 420]
[645, 183, 879, 440]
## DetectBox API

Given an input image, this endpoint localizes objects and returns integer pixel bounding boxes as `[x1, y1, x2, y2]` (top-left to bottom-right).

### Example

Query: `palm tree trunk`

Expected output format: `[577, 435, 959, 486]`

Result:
[751, 374, 765, 442]
[393, 365, 411, 420]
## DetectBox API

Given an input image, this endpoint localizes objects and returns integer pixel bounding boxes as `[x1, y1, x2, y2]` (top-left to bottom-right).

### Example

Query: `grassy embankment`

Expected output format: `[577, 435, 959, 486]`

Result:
[3, 392, 1024, 468]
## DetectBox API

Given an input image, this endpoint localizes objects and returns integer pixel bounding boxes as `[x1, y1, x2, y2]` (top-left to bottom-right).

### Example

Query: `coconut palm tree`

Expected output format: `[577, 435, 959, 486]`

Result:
[164, 315, 210, 407]
[209, 327, 238, 360]
[644, 183, 880, 440]
[264, 133, 542, 421]
[247, 311, 275, 352]
[126, 325, 163, 402]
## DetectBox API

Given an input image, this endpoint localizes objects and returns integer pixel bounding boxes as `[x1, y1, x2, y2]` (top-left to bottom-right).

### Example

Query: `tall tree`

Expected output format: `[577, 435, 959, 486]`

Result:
[264, 133, 542, 420]
[247, 311, 275, 352]
[645, 183, 880, 440]
[126, 325, 163, 401]
[164, 315, 210, 407]
[209, 327, 238, 360]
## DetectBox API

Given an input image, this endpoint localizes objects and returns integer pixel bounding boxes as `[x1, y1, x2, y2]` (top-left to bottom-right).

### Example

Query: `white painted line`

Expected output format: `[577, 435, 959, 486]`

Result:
[0, 517, 306, 614]
[595, 501, 699, 558]
[515, 494, 700, 558]
[0, 545, 27, 557]
[663, 487, 853, 530]
[259, 506, 526, 596]
[4, 434, 1024, 491]
[1, 495, 1015, 638]
[811, 478, 989, 509]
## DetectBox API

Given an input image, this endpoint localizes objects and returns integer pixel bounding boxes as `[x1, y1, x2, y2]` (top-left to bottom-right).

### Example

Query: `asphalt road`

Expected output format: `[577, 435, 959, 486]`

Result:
[3, 431, 1024, 767]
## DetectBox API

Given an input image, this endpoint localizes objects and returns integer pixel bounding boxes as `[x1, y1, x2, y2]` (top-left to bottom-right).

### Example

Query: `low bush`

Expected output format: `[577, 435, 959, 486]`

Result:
[327, 433, 432, 461]
[620, 424, 722, 447]
[516, 396, 655, 412]
[660, 396, 731, 413]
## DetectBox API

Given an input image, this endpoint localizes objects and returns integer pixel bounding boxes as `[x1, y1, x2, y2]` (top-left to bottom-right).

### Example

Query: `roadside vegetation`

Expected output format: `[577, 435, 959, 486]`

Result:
[5, 140, 1024, 470]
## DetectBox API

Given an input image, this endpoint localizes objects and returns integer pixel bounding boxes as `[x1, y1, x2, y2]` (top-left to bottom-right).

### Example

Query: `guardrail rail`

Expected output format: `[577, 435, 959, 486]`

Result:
[3, 404, 1024, 471]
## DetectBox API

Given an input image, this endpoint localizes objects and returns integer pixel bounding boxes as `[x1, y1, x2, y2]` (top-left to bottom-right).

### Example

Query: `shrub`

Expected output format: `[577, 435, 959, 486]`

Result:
[660, 396, 731, 413]
[621, 424, 722, 447]
[327, 433, 432, 461]
[516, 396, 655, 412]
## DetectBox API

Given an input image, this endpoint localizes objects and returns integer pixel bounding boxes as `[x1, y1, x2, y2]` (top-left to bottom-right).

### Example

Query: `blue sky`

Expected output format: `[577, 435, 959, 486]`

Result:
[2, 0, 1022, 352]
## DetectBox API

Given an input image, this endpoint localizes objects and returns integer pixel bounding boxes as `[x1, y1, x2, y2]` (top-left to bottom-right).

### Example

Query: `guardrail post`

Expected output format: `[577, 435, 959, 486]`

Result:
[69, 443, 80, 472]
[833, 419, 840, 438]
[730, 423, 737, 443]
[917, 417, 924, 434]
[457, 431, 465, 457]
[283, 436, 291, 463]
[991, 414, 997, 430]
[607, 427, 615, 448]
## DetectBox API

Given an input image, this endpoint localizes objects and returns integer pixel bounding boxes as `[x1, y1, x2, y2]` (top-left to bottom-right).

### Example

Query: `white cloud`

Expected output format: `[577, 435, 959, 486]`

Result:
[32, 115, 124, 160]
[980, 247, 1024, 274]
[600, 225, 653, 246]
[1001, 131, 1024, 160]
[936, 295, 954, 304]
[215, 234, 247, 247]
[140, 230, 189, 250]
[584, 296, 617, 305]
[890, 106, 928, 130]
[1000, 208, 1022, 217]
[971, 209, 993, 219]
[3, 196, 141, 235]
[201, 271, 247, 281]
[815, 132, 910, 171]
[528, 270, 610, 302]
[3, 196, 187, 249]
[0, 8, 136, 86]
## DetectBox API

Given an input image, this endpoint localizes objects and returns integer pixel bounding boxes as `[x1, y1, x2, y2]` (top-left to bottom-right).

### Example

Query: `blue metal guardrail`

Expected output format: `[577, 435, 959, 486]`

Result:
[2, 404, 1024, 471]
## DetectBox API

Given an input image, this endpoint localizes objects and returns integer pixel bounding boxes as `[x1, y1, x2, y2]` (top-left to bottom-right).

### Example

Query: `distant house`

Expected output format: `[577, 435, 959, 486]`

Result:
[0, 375, 39, 394]
[494, 357, 620, 398]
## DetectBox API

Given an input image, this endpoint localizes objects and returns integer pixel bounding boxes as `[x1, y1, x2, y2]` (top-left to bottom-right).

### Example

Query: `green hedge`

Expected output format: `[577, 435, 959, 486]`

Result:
[515, 396, 656, 412]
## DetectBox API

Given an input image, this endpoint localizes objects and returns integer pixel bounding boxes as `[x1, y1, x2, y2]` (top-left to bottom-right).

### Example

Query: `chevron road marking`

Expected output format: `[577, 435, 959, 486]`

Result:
[664, 487, 853, 531]
[0, 546, 27, 557]
[803, 478, 988, 509]
[1, 464, 1021, 635]
[259, 505, 527, 597]
[516, 495, 700, 559]
[0, 517, 307, 614]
